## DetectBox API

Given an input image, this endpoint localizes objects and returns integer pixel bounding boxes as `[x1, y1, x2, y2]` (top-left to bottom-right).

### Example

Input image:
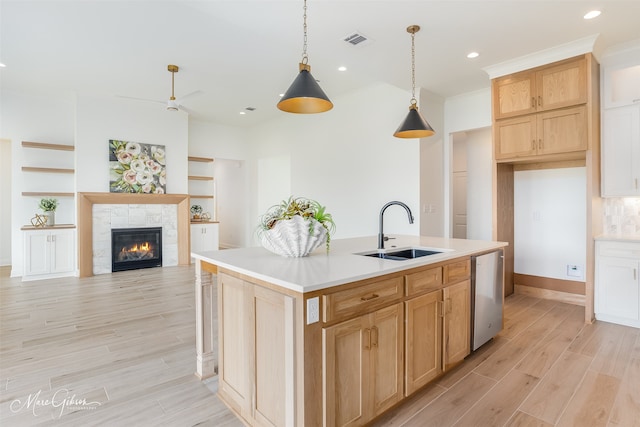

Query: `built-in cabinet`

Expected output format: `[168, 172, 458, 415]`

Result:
[190, 223, 219, 256]
[595, 240, 640, 328]
[187, 156, 216, 219]
[601, 56, 640, 197]
[492, 53, 601, 325]
[22, 227, 76, 281]
[215, 255, 475, 427]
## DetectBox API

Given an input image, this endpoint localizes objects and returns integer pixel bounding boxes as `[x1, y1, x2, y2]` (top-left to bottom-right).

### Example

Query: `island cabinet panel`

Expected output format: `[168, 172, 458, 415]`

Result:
[444, 259, 471, 284]
[218, 272, 297, 427]
[405, 266, 442, 296]
[405, 290, 442, 395]
[442, 280, 471, 370]
[323, 303, 403, 427]
[323, 276, 404, 323]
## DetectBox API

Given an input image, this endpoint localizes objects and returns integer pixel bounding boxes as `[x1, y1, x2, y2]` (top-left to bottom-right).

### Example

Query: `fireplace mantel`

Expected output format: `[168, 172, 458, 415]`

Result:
[77, 192, 191, 277]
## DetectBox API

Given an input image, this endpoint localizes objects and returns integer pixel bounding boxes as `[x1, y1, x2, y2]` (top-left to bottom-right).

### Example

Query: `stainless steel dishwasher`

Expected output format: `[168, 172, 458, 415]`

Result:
[470, 249, 504, 351]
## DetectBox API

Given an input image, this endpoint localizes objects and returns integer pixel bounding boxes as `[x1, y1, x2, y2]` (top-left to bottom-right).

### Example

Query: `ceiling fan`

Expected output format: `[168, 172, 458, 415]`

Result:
[117, 64, 202, 113]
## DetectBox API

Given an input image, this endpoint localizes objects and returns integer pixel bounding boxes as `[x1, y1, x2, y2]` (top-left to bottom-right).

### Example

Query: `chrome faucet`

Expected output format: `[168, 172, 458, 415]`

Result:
[378, 201, 414, 250]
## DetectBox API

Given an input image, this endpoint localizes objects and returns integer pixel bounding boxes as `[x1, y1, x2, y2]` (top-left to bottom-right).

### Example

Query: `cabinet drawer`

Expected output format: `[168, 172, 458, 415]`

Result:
[406, 267, 443, 296]
[323, 277, 404, 323]
[444, 259, 471, 284]
[597, 241, 640, 259]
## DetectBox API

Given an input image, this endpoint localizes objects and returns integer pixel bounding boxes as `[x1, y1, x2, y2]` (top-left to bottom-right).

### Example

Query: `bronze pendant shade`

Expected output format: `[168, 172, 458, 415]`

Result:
[277, 63, 333, 114]
[394, 104, 435, 138]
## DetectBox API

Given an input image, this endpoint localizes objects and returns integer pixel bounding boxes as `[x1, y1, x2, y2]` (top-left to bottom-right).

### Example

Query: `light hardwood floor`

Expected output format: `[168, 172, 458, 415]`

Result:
[1, 266, 639, 426]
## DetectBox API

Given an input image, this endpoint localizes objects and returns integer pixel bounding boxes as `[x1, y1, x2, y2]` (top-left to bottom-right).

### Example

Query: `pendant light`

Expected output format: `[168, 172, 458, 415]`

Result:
[394, 25, 435, 138]
[277, 0, 333, 114]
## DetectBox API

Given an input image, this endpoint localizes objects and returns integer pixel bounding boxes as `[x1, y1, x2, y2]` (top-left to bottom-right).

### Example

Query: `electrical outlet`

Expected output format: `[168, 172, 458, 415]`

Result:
[307, 297, 319, 324]
[567, 264, 583, 278]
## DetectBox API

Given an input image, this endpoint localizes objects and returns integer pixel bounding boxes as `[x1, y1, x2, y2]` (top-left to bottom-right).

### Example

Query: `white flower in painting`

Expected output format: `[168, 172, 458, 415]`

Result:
[152, 146, 166, 165]
[141, 183, 153, 193]
[136, 170, 154, 185]
[147, 161, 162, 175]
[154, 187, 165, 194]
[123, 169, 138, 185]
[117, 151, 133, 165]
[125, 142, 141, 156]
[130, 159, 147, 172]
[138, 153, 150, 162]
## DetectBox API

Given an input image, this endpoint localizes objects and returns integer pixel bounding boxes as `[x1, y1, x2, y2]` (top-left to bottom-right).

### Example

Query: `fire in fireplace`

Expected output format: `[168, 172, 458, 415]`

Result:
[111, 227, 163, 272]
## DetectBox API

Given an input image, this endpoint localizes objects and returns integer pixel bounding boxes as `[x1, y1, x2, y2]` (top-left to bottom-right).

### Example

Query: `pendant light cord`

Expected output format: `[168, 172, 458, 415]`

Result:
[302, 0, 308, 65]
[410, 29, 417, 106]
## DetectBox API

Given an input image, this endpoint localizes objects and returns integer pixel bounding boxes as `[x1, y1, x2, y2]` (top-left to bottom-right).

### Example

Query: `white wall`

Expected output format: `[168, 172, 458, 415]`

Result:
[514, 167, 587, 281]
[75, 96, 189, 194]
[419, 88, 445, 237]
[465, 127, 493, 241]
[247, 83, 422, 244]
[443, 88, 492, 237]
[1, 91, 75, 276]
[0, 139, 12, 265]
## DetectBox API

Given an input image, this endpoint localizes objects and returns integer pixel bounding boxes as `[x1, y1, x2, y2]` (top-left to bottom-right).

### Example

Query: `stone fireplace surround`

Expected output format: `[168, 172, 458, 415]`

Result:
[77, 193, 191, 277]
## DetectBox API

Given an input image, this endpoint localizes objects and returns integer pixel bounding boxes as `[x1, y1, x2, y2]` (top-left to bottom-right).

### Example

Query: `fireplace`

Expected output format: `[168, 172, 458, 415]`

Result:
[111, 227, 163, 272]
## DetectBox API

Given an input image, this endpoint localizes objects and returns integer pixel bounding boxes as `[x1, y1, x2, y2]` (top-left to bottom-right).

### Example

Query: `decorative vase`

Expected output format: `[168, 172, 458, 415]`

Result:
[44, 211, 55, 227]
[260, 215, 328, 257]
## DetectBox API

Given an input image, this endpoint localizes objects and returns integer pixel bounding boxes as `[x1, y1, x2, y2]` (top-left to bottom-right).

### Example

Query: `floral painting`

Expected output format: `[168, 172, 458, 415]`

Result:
[109, 140, 166, 194]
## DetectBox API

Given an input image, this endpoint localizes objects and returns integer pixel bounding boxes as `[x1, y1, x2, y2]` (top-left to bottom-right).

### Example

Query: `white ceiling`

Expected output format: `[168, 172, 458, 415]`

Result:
[2, 1, 640, 127]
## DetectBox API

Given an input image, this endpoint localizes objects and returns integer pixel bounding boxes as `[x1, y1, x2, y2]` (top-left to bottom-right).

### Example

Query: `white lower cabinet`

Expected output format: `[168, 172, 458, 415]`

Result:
[23, 228, 76, 281]
[190, 223, 219, 258]
[595, 240, 640, 328]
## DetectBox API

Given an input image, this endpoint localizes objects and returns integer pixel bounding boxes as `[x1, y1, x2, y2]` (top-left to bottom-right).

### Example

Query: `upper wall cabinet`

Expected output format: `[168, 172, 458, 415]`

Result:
[603, 62, 640, 109]
[493, 56, 587, 120]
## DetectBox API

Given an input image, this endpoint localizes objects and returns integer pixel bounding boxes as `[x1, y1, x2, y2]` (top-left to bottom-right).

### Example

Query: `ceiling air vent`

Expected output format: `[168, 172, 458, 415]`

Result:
[343, 31, 372, 47]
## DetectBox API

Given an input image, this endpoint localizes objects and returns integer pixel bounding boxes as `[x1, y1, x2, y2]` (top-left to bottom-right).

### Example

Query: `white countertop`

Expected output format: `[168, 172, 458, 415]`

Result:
[595, 234, 640, 243]
[192, 235, 508, 293]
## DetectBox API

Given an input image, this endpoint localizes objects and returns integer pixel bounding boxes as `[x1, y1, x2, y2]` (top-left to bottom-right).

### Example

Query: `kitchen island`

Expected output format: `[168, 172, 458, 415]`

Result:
[192, 235, 507, 427]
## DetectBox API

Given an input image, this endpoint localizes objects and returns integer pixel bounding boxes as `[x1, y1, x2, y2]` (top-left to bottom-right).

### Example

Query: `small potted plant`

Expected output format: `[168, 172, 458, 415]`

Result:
[39, 198, 58, 226]
[258, 196, 336, 257]
[190, 204, 203, 220]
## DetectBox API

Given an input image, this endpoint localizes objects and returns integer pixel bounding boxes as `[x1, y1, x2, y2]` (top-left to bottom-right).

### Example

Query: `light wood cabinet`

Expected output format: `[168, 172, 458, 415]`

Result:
[23, 228, 76, 281]
[323, 303, 403, 427]
[217, 272, 297, 426]
[404, 290, 441, 395]
[602, 104, 640, 196]
[493, 56, 587, 120]
[442, 280, 471, 370]
[495, 106, 587, 161]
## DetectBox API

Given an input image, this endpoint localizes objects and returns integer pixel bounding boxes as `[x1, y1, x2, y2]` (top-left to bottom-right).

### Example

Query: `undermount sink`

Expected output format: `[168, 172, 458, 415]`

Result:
[360, 247, 445, 261]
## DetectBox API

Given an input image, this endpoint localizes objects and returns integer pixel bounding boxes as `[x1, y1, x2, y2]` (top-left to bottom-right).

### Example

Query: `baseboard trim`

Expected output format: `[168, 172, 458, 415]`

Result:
[514, 273, 585, 295]
[514, 284, 586, 306]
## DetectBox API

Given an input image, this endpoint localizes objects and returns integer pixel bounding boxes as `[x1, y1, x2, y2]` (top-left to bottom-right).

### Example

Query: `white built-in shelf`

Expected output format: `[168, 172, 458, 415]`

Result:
[190, 195, 214, 199]
[22, 166, 75, 174]
[22, 141, 75, 151]
[188, 175, 214, 181]
[21, 224, 76, 230]
[188, 156, 214, 163]
[22, 192, 75, 197]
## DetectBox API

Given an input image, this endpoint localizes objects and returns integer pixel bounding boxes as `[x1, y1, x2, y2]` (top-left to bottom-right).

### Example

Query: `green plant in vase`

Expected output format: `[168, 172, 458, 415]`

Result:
[190, 204, 203, 220]
[38, 198, 58, 226]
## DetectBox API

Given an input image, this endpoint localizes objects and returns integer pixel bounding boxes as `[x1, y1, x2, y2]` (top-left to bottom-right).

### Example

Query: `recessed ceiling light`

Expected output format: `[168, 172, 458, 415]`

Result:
[584, 10, 601, 19]
[279, 93, 284, 97]
[239, 111, 246, 115]
[0, 63, 6, 68]
[467, 52, 480, 59]
[338, 66, 347, 72]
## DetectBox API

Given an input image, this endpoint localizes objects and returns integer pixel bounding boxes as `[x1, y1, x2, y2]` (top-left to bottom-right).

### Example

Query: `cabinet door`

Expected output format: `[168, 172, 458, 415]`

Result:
[50, 230, 75, 273]
[324, 315, 370, 427]
[604, 62, 640, 109]
[24, 231, 50, 276]
[494, 115, 537, 160]
[218, 273, 252, 419]
[493, 71, 537, 119]
[536, 57, 587, 111]
[405, 290, 442, 396]
[443, 280, 471, 371]
[537, 106, 587, 155]
[596, 257, 640, 323]
[190, 225, 203, 255]
[371, 303, 403, 417]
[602, 105, 640, 196]
[202, 223, 219, 251]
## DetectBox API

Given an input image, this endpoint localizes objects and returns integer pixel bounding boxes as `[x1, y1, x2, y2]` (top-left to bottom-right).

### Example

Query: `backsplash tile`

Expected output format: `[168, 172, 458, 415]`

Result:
[603, 198, 640, 236]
